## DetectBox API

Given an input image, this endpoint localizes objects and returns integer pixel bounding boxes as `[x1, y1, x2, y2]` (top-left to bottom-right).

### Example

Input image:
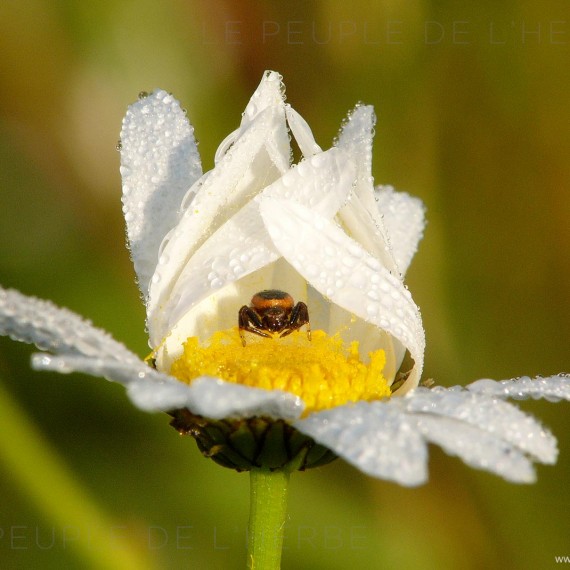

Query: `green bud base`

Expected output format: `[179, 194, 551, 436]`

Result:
[169, 409, 337, 472]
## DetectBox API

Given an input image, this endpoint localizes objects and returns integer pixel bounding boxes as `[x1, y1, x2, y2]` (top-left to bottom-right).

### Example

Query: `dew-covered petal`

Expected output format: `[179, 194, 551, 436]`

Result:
[224, 70, 290, 173]
[295, 401, 428, 486]
[215, 71, 289, 167]
[415, 415, 537, 483]
[151, 148, 356, 347]
[335, 105, 398, 273]
[32, 351, 304, 419]
[260, 199, 425, 392]
[467, 375, 570, 403]
[30, 342, 305, 420]
[147, 102, 288, 342]
[299, 384, 559, 485]
[0, 287, 140, 363]
[336, 195, 398, 274]
[335, 104, 377, 215]
[120, 90, 202, 299]
[285, 104, 322, 157]
[150, 202, 278, 347]
[242, 71, 287, 130]
[32, 353, 153, 385]
[375, 186, 426, 276]
[405, 387, 558, 464]
[128, 376, 304, 419]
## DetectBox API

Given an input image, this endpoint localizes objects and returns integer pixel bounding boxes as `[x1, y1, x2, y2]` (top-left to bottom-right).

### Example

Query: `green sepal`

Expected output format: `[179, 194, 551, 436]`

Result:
[255, 421, 288, 469]
[168, 410, 337, 472]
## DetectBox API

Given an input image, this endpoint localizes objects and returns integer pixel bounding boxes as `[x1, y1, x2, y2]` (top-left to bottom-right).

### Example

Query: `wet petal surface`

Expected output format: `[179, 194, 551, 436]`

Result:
[120, 90, 202, 298]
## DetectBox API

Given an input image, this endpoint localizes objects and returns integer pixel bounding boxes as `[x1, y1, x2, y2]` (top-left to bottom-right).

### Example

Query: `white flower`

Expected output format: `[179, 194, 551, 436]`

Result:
[1, 70, 568, 486]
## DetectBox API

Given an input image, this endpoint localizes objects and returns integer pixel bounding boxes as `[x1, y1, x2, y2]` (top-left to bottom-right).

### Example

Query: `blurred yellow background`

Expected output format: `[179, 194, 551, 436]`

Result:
[0, 1, 569, 568]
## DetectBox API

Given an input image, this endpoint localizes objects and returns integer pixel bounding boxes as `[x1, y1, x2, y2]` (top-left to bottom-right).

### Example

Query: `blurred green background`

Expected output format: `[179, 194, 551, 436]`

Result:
[0, 1, 569, 568]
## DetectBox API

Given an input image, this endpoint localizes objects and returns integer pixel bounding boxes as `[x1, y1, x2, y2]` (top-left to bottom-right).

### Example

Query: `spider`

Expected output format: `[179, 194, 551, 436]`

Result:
[238, 289, 311, 346]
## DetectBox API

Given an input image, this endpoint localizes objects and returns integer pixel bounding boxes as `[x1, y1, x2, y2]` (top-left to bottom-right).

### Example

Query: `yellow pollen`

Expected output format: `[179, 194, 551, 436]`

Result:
[170, 328, 390, 415]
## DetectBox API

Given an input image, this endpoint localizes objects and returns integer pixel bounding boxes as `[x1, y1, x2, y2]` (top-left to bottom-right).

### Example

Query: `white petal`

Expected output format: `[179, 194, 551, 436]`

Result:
[30, 345, 305, 421]
[242, 71, 286, 127]
[260, 199, 425, 392]
[298, 384, 559, 485]
[218, 70, 290, 173]
[415, 415, 537, 483]
[147, 104, 288, 343]
[328, 107, 405, 377]
[285, 105, 322, 157]
[120, 90, 202, 298]
[126, 373, 205, 411]
[336, 196, 398, 274]
[242, 71, 290, 173]
[295, 401, 428, 486]
[335, 105, 398, 273]
[375, 186, 426, 275]
[467, 375, 570, 403]
[214, 127, 241, 164]
[405, 387, 558, 464]
[32, 353, 153, 385]
[149, 71, 291, 333]
[128, 376, 304, 419]
[0, 287, 138, 363]
[335, 105, 376, 213]
[152, 148, 356, 347]
[215, 71, 287, 165]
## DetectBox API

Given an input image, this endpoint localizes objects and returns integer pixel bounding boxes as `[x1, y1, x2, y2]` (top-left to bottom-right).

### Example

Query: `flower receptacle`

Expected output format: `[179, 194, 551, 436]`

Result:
[169, 409, 337, 472]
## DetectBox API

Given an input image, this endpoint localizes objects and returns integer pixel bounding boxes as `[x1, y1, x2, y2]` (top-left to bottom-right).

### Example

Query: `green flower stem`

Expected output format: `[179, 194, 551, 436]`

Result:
[247, 468, 290, 570]
[0, 379, 155, 570]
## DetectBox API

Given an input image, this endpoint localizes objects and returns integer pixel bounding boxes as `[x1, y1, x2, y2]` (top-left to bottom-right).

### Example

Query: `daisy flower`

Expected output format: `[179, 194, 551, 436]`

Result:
[0, 70, 568, 568]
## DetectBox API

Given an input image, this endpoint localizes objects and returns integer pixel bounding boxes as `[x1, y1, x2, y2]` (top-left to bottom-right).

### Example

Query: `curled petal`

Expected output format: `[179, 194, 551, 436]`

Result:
[335, 105, 398, 273]
[155, 148, 356, 349]
[128, 376, 304, 419]
[375, 186, 426, 276]
[467, 375, 570, 402]
[336, 195, 398, 274]
[295, 401, 428, 486]
[242, 71, 286, 128]
[260, 199, 425, 392]
[217, 70, 289, 171]
[120, 90, 202, 298]
[285, 105, 322, 158]
[335, 104, 376, 213]
[147, 104, 288, 343]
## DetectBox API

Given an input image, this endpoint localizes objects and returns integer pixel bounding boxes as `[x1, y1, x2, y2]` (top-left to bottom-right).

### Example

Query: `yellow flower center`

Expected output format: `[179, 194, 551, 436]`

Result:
[170, 328, 390, 415]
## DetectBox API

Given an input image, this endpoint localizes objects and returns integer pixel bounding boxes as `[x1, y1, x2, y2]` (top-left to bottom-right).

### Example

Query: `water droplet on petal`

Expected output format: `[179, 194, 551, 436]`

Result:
[366, 304, 379, 316]
[341, 255, 357, 269]
[350, 271, 366, 289]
